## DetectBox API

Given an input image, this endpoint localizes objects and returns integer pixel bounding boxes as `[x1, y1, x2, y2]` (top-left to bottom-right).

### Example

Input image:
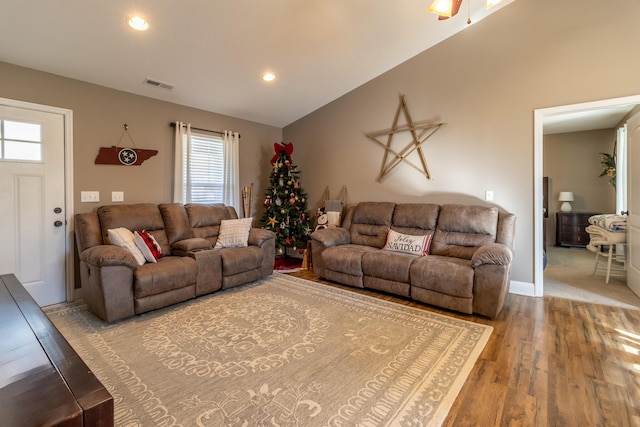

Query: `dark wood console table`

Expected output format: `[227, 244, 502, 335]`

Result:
[555, 212, 599, 248]
[0, 274, 113, 426]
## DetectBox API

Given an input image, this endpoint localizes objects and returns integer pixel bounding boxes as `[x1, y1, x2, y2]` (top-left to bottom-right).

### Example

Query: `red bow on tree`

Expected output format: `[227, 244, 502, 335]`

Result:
[270, 142, 294, 164]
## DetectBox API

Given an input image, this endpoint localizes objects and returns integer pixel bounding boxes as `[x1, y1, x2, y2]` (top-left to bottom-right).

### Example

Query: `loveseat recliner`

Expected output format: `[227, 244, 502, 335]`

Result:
[75, 203, 275, 322]
[311, 202, 516, 318]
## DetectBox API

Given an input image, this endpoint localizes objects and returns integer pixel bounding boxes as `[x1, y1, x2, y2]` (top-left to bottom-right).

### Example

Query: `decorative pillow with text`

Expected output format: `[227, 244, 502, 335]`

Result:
[382, 229, 431, 256]
[134, 230, 164, 263]
[215, 217, 253, 248]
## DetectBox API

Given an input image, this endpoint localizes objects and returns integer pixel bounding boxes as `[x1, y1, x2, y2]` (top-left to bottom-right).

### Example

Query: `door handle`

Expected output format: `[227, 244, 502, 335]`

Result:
[621, 211, 629, 215]
[54, 220, 63, 227]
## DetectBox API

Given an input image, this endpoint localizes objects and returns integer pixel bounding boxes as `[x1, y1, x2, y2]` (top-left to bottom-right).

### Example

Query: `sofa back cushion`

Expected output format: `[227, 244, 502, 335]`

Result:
[391, 204, 440, 236]
[97, 204, 171, 255]
[430, 204, 498, 259]
[74, 212, 103, 253]
[185, 203, 239, 246]
[159, 203, 193, 244]
[349, 202, 395, 248]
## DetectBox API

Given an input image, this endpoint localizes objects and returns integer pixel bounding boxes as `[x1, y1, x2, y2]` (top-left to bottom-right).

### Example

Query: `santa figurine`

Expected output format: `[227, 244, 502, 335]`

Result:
[315, 208, 329, 231]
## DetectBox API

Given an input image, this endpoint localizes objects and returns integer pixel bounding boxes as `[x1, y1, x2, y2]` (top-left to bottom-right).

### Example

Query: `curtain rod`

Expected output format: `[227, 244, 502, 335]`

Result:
[170, 122, 241, 138]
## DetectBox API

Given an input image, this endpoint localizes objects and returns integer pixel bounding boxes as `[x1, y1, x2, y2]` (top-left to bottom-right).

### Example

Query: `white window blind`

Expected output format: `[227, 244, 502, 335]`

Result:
[182, 133, 224, 204]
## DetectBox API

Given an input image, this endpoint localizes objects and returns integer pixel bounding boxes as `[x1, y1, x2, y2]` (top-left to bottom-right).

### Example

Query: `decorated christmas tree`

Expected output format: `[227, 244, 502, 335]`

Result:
[261, 142, 311, 255]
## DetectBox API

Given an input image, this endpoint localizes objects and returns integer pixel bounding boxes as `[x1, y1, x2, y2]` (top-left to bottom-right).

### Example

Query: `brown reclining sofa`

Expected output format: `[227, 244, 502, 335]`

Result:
[311, 202, 516, 318]
[75, 203, 275, 322]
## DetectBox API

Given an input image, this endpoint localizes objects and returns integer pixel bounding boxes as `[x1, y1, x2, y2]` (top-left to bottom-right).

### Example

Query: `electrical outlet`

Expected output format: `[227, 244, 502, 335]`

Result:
[112, 191, 124, 202]
[485, 190, 494, 201]
[81, 191, 100, 202]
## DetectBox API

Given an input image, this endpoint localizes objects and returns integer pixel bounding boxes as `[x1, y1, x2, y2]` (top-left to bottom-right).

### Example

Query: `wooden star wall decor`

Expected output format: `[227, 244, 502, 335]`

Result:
[365, 95, 445, 181]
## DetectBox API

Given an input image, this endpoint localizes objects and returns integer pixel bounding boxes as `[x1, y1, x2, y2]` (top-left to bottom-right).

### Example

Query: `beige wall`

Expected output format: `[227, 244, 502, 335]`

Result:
[0, 61, 282, 217]
[283, 0, 640, 285]
[2, 0, 638, 288]
[544, 129, 617, 245]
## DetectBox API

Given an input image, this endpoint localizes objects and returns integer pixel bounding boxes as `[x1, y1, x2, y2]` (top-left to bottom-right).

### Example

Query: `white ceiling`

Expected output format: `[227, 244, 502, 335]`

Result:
[0, 0, 516, 128]
[543, 104, 636, 135]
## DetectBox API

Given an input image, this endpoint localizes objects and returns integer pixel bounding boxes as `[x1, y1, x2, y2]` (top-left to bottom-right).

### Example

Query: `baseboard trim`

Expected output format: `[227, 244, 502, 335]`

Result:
[509, 280, 536, 297]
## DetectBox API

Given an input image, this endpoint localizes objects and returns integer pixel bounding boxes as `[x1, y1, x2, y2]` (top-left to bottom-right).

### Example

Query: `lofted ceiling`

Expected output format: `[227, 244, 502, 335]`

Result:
[1, 0, 515, 128]
[543, 104, 636, 135]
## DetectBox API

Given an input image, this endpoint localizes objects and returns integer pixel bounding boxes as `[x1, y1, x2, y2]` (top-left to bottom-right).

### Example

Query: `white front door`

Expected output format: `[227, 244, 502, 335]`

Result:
[0, 103, 67, 306]
[627, 112, 640, 297]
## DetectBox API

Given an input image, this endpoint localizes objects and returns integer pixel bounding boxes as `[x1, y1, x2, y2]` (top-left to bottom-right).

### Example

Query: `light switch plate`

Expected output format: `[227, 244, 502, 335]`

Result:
[485, 190, 494, 201]
[81, 191, 100, 202]
[112, 191, 124, 202]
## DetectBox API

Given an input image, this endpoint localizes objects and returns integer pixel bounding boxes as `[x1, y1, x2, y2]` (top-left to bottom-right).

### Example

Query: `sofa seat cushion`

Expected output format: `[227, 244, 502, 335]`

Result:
[410, 255, 474, 298]
[322, 244, 379, 276]
[362, 250, 416, 283]
[134, 256, 197, 299]
[220, 246, 263, 277]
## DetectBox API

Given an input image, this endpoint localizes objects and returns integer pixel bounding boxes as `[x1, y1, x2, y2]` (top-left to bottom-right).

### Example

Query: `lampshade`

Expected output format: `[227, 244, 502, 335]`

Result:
[558, 192, 574, 202]
[486, 0, 504, 8]
[558, 191, 574, 213]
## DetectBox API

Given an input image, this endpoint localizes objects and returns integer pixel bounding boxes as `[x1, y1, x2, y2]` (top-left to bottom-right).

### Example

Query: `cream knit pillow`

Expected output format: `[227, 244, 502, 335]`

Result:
[215, 218, 252, 248]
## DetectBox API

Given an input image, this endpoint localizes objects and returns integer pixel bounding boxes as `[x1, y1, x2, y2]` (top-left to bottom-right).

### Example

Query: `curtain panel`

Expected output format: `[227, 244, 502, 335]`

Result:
[173, 121, 191, 203]
[223, 130, 240, 213]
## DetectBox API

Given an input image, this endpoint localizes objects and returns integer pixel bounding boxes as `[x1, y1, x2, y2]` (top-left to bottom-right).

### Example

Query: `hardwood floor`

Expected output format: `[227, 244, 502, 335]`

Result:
[288, 270, 640, 426]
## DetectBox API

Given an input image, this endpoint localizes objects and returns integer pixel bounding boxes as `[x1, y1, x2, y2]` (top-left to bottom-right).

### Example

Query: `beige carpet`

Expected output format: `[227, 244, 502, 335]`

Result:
[544, 246, 640, 310]
[45, 274, 492, 427]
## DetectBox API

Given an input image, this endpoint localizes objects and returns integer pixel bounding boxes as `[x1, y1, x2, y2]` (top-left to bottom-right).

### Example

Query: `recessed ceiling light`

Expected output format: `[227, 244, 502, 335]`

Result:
[262, 73, 276, 82]
[128, 16, 149, 31]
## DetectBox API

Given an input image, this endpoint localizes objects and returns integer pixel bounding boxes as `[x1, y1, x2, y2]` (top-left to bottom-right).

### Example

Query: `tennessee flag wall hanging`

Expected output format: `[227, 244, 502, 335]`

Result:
[95, 146, 158, 166]
[94, 124, 158, 166]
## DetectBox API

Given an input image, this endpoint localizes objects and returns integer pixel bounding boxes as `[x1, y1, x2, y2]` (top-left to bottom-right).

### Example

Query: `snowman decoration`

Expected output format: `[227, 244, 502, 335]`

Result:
[315, 208, 329, 231]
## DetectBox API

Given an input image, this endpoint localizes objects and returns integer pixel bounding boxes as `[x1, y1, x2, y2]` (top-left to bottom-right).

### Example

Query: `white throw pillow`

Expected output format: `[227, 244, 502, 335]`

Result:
[215, 218, 253, 248]
[382, 229, 431, 256]
[108, 227, 146, 265]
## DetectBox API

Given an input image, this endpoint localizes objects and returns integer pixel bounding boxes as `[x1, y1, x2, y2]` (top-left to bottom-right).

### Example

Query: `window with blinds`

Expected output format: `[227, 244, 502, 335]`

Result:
[182, 133, 224, 203]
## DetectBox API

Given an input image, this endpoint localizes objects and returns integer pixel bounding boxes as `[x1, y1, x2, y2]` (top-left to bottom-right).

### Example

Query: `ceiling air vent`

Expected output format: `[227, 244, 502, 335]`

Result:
[142, 77, 174, 91]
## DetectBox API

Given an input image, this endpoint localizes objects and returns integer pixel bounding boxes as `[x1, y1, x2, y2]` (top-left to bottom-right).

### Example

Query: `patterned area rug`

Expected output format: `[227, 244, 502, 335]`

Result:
[45, 274, 492, 427]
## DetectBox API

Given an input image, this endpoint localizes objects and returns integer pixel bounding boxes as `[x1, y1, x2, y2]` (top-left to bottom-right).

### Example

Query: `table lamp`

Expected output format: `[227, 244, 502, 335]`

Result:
[558, 191, 574, 212]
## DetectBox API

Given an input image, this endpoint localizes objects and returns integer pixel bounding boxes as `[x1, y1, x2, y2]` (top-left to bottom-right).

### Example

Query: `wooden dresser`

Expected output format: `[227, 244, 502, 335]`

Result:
[0, 274, 113, 426]
[555, 212, 599, 248]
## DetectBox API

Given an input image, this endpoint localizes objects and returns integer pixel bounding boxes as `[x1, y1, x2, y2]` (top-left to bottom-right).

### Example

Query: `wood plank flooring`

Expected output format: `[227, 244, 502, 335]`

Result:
[288, 270, 640, 426]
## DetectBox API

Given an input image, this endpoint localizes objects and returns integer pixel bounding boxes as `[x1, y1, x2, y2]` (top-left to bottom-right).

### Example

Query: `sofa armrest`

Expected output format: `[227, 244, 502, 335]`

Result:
[311, 227, 350, 247]
[248, 228, 275, 247]
[79, 245, 138, 268]
[172, 238, 212, 252]
[470, 243, 513, 268]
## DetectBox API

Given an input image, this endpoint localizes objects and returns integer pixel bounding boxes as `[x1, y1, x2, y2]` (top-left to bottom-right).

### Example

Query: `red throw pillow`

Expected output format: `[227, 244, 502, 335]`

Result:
[134, 230, 164, 263]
